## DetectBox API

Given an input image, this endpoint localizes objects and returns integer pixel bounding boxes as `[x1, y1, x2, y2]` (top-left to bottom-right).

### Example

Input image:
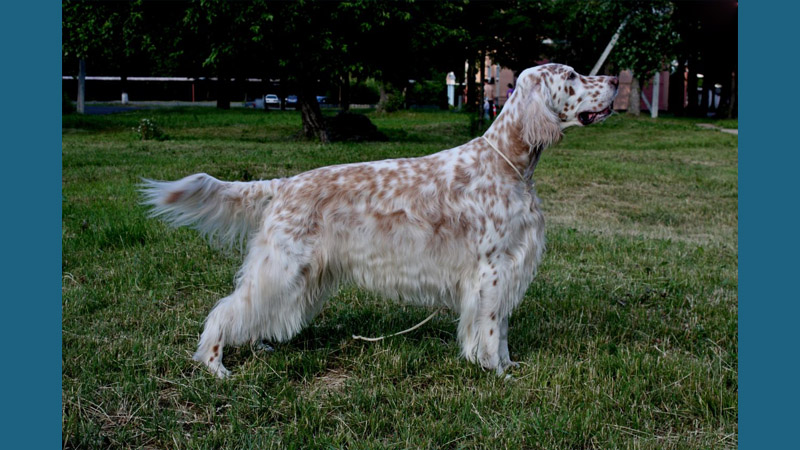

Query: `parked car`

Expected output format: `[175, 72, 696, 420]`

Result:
[316, 95, 328, 104]
[264, 94, 280, 109]
[284, 95, 298, 109]
[245, 97, 265, 109]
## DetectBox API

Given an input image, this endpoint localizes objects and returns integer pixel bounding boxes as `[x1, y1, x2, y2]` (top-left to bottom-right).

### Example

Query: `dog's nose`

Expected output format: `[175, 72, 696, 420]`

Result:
[609, 77, 619, 87]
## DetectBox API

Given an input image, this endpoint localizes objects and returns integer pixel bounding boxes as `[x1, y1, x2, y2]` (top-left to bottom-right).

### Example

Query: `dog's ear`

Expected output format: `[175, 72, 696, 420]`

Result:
[519, 76, 562, 149]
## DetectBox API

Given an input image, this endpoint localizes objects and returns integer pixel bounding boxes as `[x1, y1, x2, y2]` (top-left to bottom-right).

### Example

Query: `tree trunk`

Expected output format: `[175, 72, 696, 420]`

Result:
[465, 55, 477, 113]
[627, 76, 641, 116]
[340, 74, 350, 112]
[216, 71, 230, 110]
[120, 58, 129, 104]
[700, 79, 709, 117]
[668, 62, 685, 116]
[727, 70, 737, 119]
[377, 82, 389, 113]
[121, 74, 128, 104]
[77, 59, 86, 114]
[686, 60, 699, 116]
[650, 72, 660, 118]
[299, 80, 329, 143]
[478, 50, 486, 128]
[279, 72, 286, 111]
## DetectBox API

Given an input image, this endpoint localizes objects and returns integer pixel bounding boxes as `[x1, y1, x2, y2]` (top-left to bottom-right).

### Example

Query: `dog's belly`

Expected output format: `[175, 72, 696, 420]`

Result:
[318, 198, 544, 311]
[327, 229, 473, 310]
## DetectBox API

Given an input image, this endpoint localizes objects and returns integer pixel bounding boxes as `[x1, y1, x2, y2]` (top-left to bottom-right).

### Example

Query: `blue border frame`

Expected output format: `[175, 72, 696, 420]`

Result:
[2, 1, 788, 448]
[2, 2, 62, 447]
[739, 2, 798, 448]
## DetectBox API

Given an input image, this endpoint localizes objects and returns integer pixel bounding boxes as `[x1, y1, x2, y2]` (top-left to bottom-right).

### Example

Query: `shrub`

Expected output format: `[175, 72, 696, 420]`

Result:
[377, 85, 405, 113]
[325, 112, 387, 142]
[133, 118, 166, 141]
[407, 79, 448, 109]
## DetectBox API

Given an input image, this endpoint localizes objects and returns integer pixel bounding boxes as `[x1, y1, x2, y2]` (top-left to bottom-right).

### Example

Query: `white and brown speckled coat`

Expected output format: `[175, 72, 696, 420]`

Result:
[141, 64, 619, 378]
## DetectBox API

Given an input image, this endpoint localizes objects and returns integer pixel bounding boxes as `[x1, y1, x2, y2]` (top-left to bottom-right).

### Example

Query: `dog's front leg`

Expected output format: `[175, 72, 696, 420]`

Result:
[498, 315, 519, 371]
[475, 276, 507, 375]
[477, 309, 503, 374]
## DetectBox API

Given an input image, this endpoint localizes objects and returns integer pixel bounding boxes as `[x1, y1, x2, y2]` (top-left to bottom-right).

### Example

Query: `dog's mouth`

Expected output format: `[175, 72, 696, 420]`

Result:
[578, 106, 613, 126]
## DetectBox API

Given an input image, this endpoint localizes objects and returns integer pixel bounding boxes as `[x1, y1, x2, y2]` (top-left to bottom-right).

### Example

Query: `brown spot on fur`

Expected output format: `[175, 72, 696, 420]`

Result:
[209, 357, 214, 362]
[165, 190, 183, 204]
[493, 279, 497, 286]
[432, 215, 446, 234]
[490, 312, 496, 320]
[453, 165, 471, 187]
[373, 209, 409, 234]
[489, 329, 494, 336]
[568, 86, 575, 96]
[456, 215, 471, 237]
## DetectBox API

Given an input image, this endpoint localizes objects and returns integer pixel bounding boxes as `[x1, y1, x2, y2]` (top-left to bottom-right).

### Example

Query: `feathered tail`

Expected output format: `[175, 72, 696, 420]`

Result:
[140, 173, 278, 247]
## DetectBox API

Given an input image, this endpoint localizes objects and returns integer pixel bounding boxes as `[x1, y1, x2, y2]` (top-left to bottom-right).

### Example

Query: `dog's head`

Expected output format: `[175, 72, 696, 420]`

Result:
[514, 64, 619, 147]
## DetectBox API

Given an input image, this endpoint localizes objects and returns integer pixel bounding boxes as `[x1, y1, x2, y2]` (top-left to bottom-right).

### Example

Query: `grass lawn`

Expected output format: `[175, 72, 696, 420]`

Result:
[62, 107, 738, 449]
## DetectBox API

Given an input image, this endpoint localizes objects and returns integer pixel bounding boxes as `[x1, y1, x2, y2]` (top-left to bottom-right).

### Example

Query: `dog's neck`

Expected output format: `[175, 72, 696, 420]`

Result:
[482, 93, 542, 183]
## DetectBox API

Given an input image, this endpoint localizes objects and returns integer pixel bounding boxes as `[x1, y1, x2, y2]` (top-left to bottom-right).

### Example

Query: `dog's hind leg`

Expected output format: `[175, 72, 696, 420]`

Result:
[193, 292, 246, 378]
[193, 240, 332, 378]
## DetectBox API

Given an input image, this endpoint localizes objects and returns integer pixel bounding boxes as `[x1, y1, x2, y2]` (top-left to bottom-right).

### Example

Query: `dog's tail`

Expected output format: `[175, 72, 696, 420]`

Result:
[140, 173, 278, 247]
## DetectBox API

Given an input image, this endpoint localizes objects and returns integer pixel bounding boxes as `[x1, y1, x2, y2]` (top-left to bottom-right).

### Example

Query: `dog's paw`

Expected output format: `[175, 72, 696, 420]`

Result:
[195, 353, 232, 379]
[479, 352, 500, 374]
[503, 360, 520, 369]
[209, 363, 231, 379]
[495, 359, 519, 376]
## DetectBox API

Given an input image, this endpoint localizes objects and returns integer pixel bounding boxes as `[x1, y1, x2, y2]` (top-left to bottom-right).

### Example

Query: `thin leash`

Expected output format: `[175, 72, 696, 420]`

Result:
[481, 136, 540, 188]
[352, 308, 443, 342]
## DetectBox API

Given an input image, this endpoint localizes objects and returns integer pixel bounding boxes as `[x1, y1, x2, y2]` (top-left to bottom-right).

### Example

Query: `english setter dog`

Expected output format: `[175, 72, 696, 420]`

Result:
[142, 64, 618, 378]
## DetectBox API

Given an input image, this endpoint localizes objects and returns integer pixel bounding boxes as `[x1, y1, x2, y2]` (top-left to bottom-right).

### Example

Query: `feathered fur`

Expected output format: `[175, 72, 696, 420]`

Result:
[140, 173, 276, 248]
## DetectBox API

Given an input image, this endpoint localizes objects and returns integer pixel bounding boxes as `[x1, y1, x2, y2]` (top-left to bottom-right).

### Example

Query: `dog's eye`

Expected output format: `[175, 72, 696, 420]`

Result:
[568, 72, 577, 80]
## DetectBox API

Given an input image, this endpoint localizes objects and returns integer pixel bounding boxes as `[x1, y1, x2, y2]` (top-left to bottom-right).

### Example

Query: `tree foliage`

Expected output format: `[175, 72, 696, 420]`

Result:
[63, 1, 687, 133]
[546, 0, 678, 80]
[484, 1, 555, 73]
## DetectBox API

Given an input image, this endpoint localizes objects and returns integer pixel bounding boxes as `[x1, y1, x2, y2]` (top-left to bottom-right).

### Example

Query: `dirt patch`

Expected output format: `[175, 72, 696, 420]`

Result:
[308, 369, 350, 396]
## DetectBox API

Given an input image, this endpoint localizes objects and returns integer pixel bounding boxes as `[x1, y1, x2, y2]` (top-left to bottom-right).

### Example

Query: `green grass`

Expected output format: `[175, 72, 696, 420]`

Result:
[712, 119, 738, 130]
[62, 108, 738, 449]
